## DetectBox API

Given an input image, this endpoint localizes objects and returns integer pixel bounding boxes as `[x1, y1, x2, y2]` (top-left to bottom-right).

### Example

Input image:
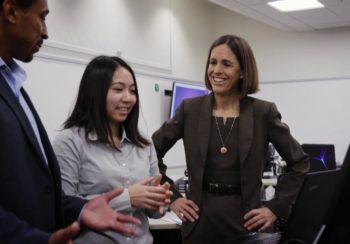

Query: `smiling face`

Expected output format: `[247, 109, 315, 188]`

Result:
[6, 0, 49, 63]
[207, 44, 242, 97]
[106, 66, 137, 127]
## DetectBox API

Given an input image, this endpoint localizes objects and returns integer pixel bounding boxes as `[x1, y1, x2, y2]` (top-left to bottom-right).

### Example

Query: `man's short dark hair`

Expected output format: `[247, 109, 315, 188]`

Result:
[1, 0, 35, 10]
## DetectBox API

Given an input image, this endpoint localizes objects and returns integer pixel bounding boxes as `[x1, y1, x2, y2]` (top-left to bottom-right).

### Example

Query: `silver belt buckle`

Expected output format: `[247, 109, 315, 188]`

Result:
[209, 183, 219, 192]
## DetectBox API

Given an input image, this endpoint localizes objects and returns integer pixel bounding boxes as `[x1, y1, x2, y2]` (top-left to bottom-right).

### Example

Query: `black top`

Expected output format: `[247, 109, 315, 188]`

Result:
[203, 116, 241, 186]
[186, 116, 246, 243]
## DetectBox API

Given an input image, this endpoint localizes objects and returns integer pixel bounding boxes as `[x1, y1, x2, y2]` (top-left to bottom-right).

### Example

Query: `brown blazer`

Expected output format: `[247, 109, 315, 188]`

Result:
[152, 94, 309, 238]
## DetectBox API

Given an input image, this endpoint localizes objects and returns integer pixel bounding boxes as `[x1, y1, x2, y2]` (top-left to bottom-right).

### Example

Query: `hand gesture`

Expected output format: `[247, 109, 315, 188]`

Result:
[81, 188, 141, 236]
[48, 222, 80, 244]
[170, 197, 199, 222]
[150, 175, 172, 214]
[128, 176, 171, 211]
[243, 206, 277, 232]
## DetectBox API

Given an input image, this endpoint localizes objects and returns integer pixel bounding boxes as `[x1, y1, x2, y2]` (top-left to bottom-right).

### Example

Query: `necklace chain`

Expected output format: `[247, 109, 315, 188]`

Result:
[214, 116, 236, 154]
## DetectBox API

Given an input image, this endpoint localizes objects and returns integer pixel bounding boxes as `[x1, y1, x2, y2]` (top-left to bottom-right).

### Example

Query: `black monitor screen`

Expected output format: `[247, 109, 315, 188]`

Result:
[280, 169, 341, 243]
[169, 82, 208, 119]
[302, 144, 336, 172]
[320, 144, 350, 243]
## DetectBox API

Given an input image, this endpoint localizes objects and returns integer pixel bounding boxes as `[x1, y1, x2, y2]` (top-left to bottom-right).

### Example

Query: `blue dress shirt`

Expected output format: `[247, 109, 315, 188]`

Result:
[0, 58, 48, 164]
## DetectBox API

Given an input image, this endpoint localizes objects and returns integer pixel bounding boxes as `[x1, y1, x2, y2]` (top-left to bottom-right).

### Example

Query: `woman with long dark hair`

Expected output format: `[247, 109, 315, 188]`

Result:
[53, 55, 171, 244]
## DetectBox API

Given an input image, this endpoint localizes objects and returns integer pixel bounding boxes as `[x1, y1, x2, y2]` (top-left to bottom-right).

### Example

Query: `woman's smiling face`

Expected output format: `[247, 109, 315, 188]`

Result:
[207, 44, 241, 96]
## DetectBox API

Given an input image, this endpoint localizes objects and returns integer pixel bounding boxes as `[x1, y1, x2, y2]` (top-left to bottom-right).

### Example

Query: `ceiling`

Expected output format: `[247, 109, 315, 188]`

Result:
[208, 0, 350, 31]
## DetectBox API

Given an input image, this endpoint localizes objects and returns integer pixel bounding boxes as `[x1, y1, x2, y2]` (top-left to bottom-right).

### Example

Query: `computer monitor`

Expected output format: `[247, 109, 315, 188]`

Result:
[302, 144, 336, 172]
[279, 169, 341, 244]
[169, 82, 208, 119]
[320, 144, 350, 243]
[227, 169, 342, 244]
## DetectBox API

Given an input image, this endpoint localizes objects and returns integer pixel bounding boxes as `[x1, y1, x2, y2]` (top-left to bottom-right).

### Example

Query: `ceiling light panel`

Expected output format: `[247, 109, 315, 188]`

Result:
[268, 0, 325, 12]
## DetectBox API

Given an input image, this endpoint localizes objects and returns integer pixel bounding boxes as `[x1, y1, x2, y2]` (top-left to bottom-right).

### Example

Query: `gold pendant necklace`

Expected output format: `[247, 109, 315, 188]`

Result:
[220, 146, 228, 154]
[214, 116, 236, 154]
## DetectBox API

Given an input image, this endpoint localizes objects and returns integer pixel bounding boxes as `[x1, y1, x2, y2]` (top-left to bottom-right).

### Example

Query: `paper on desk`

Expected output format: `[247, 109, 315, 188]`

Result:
[163, 211, 182, 225]
[265, 185, 275, 201]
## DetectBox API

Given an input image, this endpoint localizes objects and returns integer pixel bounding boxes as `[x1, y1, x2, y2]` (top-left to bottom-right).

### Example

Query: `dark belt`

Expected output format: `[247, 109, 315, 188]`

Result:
[203, 182, 241, 195]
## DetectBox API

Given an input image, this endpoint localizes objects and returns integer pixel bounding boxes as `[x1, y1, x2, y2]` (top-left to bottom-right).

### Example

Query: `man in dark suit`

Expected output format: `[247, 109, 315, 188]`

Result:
[0, 0, 141, 243]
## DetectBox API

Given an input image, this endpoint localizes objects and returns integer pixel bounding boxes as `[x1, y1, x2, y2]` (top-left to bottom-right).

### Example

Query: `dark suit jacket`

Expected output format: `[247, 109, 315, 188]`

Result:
[152, 94, 309, 238]
[0, 75, 86, 244]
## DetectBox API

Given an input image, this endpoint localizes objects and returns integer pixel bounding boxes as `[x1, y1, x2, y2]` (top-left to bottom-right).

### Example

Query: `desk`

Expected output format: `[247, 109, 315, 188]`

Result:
[262, 177, 278, 201]
[149, 211, 182, 244]
[262, 177, 278, 186]
[149, 211, 181, 230]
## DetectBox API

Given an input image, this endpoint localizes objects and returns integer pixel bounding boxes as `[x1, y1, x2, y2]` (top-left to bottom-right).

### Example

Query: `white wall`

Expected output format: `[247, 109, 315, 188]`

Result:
[43, 0, 213, 80]
[47, 0, 172, 70]
[21, 1, 350, 179]
[170, 0, 213, 81]
[22, 59, 83, 136]
[255, 79, 350, 165]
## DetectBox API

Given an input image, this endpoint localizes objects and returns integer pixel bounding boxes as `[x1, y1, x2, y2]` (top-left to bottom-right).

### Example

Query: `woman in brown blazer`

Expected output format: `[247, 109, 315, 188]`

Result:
[152, 35, 309, 243]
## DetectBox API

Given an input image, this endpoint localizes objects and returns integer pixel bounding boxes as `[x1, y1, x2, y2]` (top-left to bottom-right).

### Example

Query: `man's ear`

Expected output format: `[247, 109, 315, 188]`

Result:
[2, 0, 20, 24]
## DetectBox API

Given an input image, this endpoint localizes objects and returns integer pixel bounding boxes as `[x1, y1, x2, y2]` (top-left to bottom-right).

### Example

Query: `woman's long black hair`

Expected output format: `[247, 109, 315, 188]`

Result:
[64, 55, 150, 148]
